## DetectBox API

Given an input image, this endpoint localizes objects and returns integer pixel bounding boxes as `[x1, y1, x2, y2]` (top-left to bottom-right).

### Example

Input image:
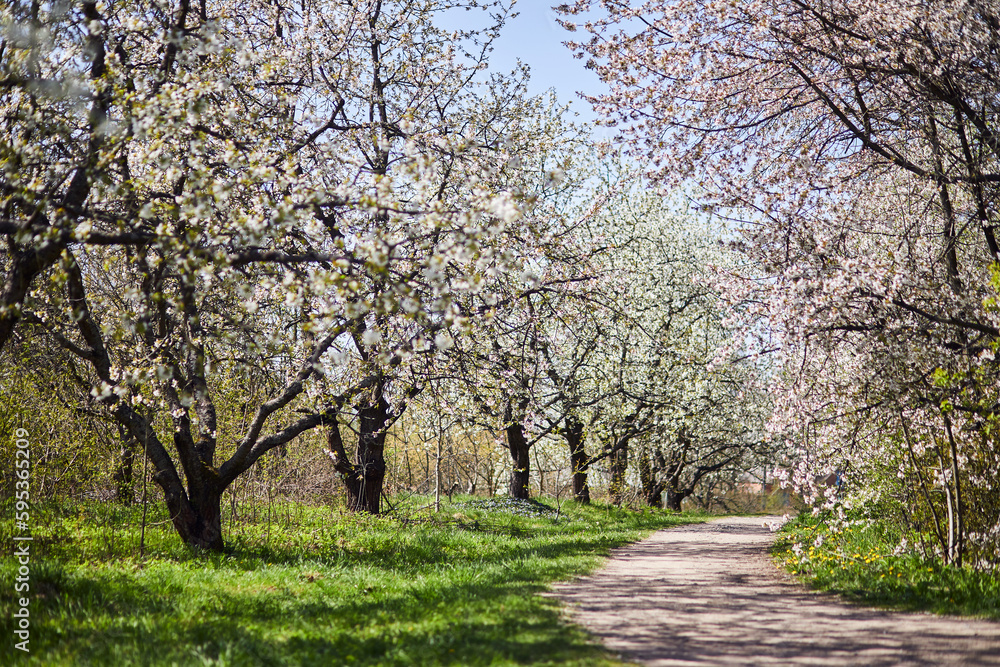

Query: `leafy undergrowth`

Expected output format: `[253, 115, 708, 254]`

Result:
[772, 512, 1000, 619]
[1, 496, 705, 666]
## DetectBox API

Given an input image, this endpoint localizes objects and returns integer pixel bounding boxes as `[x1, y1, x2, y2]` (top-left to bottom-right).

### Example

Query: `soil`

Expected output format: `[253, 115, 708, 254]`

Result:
[549, 516, 1000, 666]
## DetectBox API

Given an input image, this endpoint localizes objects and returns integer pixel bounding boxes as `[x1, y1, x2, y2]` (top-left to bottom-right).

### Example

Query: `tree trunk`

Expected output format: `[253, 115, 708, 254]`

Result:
[664, 488, 688, 512]
[507, 421, 530, 499]
[165, 484, 224, 551]
[117, 404, 225, 550]
[327, 398, 389, 514]
[638, 448, 664, 507]
[609, 441, 628, 506]
[328, 423, 364, 508]
[565, 418, 590, 503]
[355, 398, 389, 513]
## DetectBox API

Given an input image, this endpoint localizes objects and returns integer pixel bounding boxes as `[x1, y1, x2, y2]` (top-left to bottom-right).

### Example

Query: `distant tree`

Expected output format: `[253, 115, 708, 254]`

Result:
[520, 163, 775, 508]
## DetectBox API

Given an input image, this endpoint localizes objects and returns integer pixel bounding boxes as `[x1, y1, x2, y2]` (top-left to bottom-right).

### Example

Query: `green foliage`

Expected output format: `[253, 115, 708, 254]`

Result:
[0, 496, 704, 665]
[773, 512, 1000, 619]
[0, 356, 116, 500]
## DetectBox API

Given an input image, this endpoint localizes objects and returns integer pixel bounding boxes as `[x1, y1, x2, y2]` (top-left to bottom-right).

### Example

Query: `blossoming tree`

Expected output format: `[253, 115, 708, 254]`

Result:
[558, 0, 1000, 562]
[0, 0, 557, 549]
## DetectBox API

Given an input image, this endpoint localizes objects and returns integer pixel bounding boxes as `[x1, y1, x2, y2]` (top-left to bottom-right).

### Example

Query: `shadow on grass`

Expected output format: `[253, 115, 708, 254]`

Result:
[808, 567, 1000, 619]
[2, 515, 662, 665]
[0, 498, 701, 665]
[772, 513, 1000, 621]
[16, 542, 619, 666]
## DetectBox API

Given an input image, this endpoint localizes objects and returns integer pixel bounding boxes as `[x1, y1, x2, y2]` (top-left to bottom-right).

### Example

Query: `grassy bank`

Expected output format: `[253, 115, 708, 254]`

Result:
[772, 512, 1000, 619]
[2, 496, 705, 666]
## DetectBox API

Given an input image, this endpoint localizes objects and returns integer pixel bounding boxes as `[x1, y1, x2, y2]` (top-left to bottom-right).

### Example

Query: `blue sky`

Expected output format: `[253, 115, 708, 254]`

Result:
[443, 1, 608, 126]
[489, 3, 605, 110]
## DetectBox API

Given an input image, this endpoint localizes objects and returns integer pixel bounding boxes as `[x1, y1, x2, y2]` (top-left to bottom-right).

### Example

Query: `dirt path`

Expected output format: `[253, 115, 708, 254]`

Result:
[549, 516, 1000, 666]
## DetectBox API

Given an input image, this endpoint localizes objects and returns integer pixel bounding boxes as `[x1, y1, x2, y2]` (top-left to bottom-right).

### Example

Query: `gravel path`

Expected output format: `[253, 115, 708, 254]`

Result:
[549, 516, 1000, 666]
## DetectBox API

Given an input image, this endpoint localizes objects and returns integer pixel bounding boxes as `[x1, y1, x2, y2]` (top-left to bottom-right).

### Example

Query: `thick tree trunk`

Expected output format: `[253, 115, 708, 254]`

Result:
[609, 442, 628, 506]
[328, 422, 364, 509]
[565, 418, 590, 503]
[507, 422, 530, 500]
[664, 488, 689, 512]
[638, 448, 664, 507]
[165, 485, 224, 551]
[355, 399, 389, 514]
[327, 398, 389, 514]
[116, 404, 225, 551]
[151, 456, 223, 551]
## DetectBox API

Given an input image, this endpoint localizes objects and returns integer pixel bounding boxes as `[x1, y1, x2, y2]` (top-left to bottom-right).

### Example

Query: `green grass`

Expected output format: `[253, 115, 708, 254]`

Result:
[772, 511, 1000, 619]
[1, 495, 706, 665]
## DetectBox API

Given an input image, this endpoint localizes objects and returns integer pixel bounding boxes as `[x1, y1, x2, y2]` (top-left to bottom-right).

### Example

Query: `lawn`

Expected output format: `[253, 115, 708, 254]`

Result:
[2, 496, 705, 666]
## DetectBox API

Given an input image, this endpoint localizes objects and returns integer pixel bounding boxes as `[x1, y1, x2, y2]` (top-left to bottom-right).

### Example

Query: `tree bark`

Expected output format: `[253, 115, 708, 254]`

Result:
[565, 417, 590, 503]
[327, 421, 364, 510]
[609, 442, 628, 506]
[638, 447, 664, 507]
[943, 414, 965, 566]
[326, 396, 390, 514]
[122, 407, 223, 551]
[507, 421, 530, 499]
[664, 488, 689, 512]
[166, 483, 224, 551]
[355, 397, 389, 514]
